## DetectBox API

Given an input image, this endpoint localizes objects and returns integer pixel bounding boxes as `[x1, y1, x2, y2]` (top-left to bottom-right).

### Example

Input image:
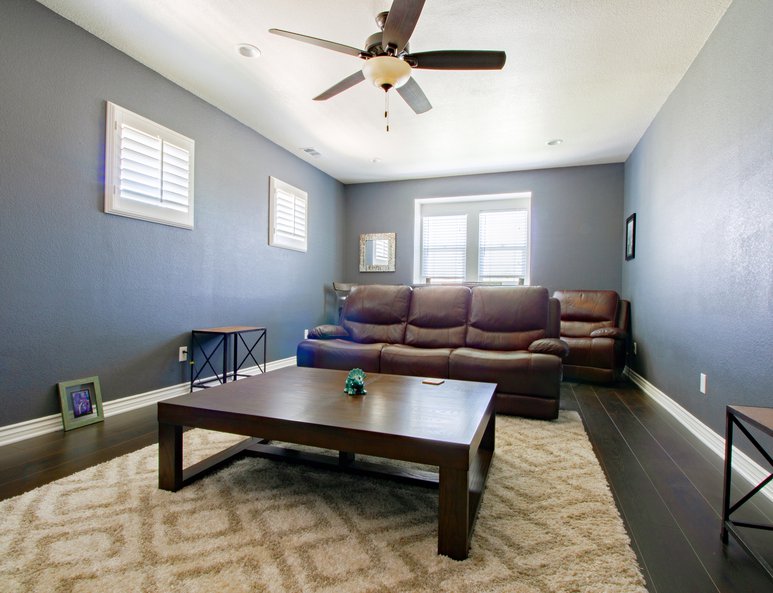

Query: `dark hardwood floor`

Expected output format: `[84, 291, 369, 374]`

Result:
[1, 379, 771, 592]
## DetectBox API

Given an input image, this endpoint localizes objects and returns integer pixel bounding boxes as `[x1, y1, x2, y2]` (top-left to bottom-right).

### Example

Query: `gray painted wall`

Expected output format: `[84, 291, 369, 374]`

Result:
[0, 0, 345, 426]
[623, 0, 773, 436]
[344, 165, 624, 294]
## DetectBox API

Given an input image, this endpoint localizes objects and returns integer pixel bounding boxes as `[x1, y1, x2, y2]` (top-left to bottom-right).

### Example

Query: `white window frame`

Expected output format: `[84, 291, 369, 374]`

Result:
[104, 102, 195, 229]
[269, 176, 308, 252]
[413, 193, 531, 285]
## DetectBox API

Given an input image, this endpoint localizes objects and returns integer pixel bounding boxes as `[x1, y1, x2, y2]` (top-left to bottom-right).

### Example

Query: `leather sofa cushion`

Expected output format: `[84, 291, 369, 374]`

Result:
[465, 286, 548, 351]
[554, 290, 619, 338]
[342, 284, 412, 344]
[307, 324, 350, 339]
[561, 336, 616, 369]
[381, 344, 451, 378]
[450, 348, 561, 399]
[404, 285, 470, 348]
[297, 339, 383, 373]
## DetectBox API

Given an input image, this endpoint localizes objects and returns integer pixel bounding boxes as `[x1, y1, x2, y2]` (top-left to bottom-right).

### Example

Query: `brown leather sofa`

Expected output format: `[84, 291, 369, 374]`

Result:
[297, 284, 569, 420]
[552, 289, 630, 383]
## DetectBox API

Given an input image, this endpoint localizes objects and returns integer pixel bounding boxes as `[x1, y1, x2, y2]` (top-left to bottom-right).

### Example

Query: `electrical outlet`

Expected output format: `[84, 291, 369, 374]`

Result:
[700, 373, 707, 394]
[304, 329, 309, 339]
[179, 346, 188, 362]
[633, 342, 638, 355]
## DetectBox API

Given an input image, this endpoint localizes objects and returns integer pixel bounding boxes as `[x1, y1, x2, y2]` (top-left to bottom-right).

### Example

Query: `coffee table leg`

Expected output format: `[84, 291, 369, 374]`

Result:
[159, 422, 183, 491]
[438, 466, 469, 560]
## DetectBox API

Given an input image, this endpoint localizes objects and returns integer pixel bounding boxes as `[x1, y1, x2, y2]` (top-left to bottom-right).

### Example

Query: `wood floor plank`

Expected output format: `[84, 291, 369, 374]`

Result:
[572, 382, 719, 593]
[595, 384, 772, 593]
[621, 390, 773, 525]
[0, 406, 158, 498]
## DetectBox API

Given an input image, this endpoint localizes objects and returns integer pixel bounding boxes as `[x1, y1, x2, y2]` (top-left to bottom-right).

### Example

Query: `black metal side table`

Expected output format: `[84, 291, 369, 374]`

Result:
[190, 326, 266, 391]
[721, 404, 773, 579]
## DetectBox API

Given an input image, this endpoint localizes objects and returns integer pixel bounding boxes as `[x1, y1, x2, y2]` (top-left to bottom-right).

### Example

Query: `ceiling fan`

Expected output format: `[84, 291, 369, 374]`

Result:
[269, 0, 506, 118]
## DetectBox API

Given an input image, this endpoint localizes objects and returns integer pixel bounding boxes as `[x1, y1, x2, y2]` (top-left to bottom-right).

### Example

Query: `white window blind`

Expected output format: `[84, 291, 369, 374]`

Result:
[269, 177, 308, 252]
[105, 102, 195, 229]
[479, 209, 528, 281]
[421, 214, 467, 280]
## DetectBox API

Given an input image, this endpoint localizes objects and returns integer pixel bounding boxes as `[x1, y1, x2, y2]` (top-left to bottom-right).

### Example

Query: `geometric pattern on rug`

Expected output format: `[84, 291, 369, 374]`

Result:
[0, 411, 647, 593]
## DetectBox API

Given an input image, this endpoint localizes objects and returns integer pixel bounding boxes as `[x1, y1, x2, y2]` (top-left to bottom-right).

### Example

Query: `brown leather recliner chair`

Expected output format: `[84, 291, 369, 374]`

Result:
[553, 290, 630, 383]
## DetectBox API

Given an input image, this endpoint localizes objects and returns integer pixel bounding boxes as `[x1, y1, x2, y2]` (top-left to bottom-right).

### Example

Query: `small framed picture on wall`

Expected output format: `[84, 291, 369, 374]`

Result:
[625, 213, 636, 261]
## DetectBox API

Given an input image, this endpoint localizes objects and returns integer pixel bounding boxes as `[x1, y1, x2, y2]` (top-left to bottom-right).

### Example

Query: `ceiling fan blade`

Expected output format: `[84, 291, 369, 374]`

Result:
[406, 50, 507, 70]
[396, 77, 432, 114]
[269, 28, 366, 58]
[313, 70, 366, 101]
[382, 0, 426, 55]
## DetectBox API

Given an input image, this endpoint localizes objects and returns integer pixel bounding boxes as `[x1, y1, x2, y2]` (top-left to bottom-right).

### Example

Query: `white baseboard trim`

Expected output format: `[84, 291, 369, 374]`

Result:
[0, 356, 297, 447]
[625, 367, 772, 503]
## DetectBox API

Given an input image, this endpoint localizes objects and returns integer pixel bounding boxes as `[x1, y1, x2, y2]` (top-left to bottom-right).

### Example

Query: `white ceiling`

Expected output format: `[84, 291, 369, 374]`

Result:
[36, 0, 732, 184]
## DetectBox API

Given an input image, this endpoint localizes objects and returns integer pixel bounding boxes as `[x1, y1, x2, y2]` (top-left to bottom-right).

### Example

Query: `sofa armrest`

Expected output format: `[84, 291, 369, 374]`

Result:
[307, 324, 350, 340]
[590, 327, 628, 340]
[528, 338, 570, 359]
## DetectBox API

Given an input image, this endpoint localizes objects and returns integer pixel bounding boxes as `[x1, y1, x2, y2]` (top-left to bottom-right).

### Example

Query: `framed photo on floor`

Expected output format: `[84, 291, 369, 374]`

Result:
[625, 213, 636, 261]
[57, 376, 104, 431]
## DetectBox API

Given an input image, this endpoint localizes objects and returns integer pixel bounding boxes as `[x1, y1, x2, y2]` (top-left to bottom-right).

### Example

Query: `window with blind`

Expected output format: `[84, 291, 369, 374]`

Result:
[478, 209, 528, 281]
[415, 194, 530, 284]
[104, 102, 194, 229]
[421, 214, 467, 281]
[269, 177, 308, 252]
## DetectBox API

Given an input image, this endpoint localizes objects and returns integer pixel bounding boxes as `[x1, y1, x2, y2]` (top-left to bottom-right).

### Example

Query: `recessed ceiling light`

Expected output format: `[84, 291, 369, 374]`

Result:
[237, 44, 261, 58]
[371, 157, 382, 163]
[547, 138, 564, 146]
[301, 147, 321, 157]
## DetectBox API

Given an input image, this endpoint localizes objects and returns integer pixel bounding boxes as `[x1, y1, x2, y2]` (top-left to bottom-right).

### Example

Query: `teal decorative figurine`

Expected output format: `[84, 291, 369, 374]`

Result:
[344, 368, 367, 395]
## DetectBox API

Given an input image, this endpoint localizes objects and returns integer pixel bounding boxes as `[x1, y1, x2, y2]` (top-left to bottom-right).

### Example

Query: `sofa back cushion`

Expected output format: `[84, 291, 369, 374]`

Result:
[465, 286, 548, 351]
[404, 286, 471, 348]
[342, 284, 412, 344]
[554, 290, 619, 337]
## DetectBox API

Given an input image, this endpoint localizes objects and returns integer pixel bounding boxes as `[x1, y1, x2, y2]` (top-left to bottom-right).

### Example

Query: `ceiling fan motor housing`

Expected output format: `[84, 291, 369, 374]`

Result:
[364, 32, 409, 56]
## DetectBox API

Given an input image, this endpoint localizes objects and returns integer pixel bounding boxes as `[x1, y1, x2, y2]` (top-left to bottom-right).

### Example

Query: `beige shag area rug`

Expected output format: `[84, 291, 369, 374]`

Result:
[0, 411, 646, 592]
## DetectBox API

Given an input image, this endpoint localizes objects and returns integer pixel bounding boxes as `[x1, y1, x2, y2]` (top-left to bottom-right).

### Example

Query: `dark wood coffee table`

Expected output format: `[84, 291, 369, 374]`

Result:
[158, 365, 496, 560]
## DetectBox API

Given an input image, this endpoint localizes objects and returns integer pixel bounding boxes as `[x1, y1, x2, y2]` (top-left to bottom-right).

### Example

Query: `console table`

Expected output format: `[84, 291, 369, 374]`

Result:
[190, 326, 266, 391]
[721, 404, 773, 579]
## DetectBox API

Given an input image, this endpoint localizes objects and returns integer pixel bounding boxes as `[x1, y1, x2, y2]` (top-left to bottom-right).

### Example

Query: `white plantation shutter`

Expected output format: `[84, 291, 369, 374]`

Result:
[105, 102, 194, 228]
[160, 142, 190, 210]
[421, 214, 467, 280]
[269, 177, 308, 252]
[479, 210, 528, 281]
[118, 126, 190, 212]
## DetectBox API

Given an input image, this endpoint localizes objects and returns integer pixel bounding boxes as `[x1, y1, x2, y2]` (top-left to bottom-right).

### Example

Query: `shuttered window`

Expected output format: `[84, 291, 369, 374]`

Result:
[269, 177, 308, 252]
[105, 102, 194, 229]
[479, 209, 528, 281]
[421, 214, 467, 280]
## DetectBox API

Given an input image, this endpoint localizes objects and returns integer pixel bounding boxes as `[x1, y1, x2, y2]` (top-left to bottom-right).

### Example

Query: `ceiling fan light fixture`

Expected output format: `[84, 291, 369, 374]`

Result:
[362, 56, 412, 91]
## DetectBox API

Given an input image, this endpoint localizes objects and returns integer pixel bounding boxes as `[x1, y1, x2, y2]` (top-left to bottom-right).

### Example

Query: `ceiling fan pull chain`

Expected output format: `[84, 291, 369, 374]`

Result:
[385, 91, 390, 132]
